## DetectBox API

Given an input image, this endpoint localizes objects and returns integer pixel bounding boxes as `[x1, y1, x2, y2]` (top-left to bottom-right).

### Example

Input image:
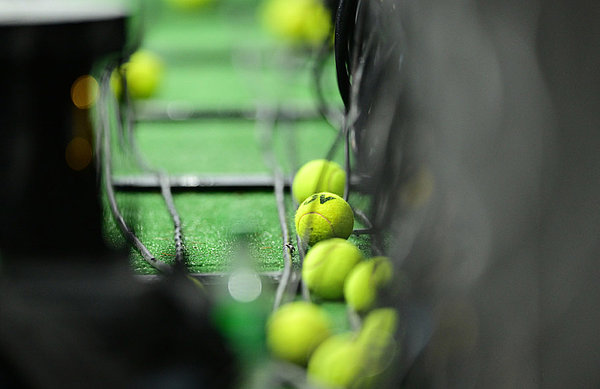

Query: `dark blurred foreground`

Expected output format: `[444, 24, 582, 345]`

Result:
[0, 263, 236, 388]
[354, 0, 600, 387]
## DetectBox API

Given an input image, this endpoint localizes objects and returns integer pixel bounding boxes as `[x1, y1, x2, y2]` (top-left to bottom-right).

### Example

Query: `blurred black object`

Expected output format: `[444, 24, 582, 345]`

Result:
[344, 0, 600, 388]
[0, 3, 126, 261]
[0, 264, 236, 389]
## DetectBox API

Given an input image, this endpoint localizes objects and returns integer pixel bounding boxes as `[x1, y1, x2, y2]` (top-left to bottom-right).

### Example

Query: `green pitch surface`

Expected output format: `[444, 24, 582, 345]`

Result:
[101, 0, 370, 274]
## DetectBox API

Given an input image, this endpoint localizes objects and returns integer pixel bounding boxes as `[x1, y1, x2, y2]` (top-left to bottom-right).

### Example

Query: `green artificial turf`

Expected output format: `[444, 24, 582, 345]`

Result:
[141, 0, 274, 54]
[103, 188, 372, 274]
[110, 119, 342, 176]
[135, 0, 341, 109]
[145, 44, 338, 110]
[104, 191, 286, 273]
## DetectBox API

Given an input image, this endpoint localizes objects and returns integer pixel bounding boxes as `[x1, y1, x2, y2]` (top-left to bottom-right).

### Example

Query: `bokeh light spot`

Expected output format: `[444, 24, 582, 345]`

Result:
[228, 270, 262, 302]
[71, 75, 99, 109]
[65, 137, 93, 171]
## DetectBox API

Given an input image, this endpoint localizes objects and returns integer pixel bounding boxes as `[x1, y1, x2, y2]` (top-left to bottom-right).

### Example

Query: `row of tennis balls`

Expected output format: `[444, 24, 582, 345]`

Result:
[267, 302, 398, 388]
[281, 160, 398, 386]
[267, 240, 396, 388]
[292, 159, 393, 310]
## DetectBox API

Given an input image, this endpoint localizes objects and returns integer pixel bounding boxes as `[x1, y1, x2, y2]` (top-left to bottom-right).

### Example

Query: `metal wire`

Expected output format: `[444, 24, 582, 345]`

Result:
[272, 167, 296, 310]
[334, 0, 360, 111]
[294, 206, 311, 302]
[97, 65, 172, 274]
[280, 121, 311, 302]
[254, 108, 297, 311]
[134, 104, 327, 123]
[312, 32, 344, 130]
[158, 172, 185, 265]
[114, 66, 186, 266]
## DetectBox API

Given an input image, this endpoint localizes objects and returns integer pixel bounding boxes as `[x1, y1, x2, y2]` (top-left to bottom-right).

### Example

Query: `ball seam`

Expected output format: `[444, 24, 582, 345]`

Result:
[297, 211, 337, 236]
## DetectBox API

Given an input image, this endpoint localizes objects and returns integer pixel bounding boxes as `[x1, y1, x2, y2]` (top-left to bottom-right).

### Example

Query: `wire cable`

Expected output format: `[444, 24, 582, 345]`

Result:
[97, 65, 172, 274]
[334, 0, 359, 111]
[312, 31, 344, 130]
[114, 66, 186, 266]
[254, 108, 297, 311]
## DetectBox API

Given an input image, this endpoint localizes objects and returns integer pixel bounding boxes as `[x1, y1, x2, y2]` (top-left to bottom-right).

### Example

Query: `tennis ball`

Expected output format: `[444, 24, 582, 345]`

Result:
[302, 238, 363, 299]
[292, 159, 346, 203]
[344, 257, 393, 312]
[358, 308, 398, 347]
[295, 192, 354, 246]
[266, 301, 332, 365]
[112, 50, 164, 99]
[307, 332, 364, 388]
[260, 0, 331, 46]
[308, 311, 399, 388]
[357, 308, 399, 378]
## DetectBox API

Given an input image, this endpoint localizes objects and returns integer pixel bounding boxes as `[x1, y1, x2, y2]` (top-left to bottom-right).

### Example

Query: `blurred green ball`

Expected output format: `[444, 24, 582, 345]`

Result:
[266, 301, 332, 365]
[344, 257, 393, 312]
[292, 159, 346, 204]
[261, 0, 331, 46]
[307, 332, 363, 388]
[112, 50, 164, 99]
[302, 238, 363, 299]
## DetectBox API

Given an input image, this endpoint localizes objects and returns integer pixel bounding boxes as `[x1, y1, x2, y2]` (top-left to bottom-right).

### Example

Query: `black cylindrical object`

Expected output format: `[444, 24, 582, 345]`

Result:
[0, 3, 127, 261]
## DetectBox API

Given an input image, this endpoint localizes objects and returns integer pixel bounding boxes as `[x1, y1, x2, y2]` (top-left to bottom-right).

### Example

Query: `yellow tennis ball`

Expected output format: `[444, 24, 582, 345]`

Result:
[356, 308, 399, 379]
[358, 308, 398, 347]
[302, 238, 363, 299]
[307, 310, 399, 389]
[115, 50, 164, 99]
[295, 192, 354, 246]
[266, 301, 332, 365]
[260, 0, 331, 46]
[292, 159, 346, 203]
[344, 257, 393, 312]
[307, 332, 364, 388]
